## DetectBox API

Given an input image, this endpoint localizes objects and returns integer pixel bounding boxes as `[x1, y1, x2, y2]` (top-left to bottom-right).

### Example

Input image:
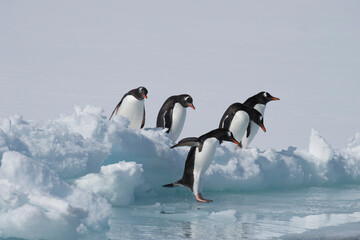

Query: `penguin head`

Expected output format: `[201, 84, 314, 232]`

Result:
[248, 109, 266, 132]
[209, 129, 239, 145]
[135, 86, 148, 100]
[179, 94, 195, 109]
[258, 91, 280, 104]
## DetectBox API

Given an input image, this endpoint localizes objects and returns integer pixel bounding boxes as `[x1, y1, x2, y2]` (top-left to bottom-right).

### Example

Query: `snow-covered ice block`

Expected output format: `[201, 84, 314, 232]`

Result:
[76, 161, 145, 206]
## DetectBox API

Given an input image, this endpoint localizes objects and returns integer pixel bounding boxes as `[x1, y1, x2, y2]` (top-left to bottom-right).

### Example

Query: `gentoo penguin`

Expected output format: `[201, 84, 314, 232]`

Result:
[241, 91, 279, 148]
[163, 128, 239, 203]
[219, 103, 266, 148]
[156, 94, 195, 141]
[109, 86, 148, 129]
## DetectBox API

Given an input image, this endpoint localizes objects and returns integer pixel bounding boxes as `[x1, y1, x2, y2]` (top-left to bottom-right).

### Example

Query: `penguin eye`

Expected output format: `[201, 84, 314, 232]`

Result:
[263, 92, 267, 97]
[227, 131, 231, 137]
[184, 96, 189, 101]
[260, 116, 263, 121]
[139, 87, 143, 93]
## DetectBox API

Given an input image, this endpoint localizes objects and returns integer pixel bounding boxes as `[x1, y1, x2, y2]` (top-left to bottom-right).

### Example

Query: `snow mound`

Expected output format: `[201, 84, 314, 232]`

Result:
[0, 151, 111, 240]
[1, 106, 360, 239]
[75, 161, 145, 206]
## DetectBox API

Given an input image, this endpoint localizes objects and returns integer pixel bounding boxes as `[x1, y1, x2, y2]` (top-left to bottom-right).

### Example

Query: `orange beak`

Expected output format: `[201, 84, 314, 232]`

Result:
[232, 139, 240, 145]
[143, 94, 147, 99]
[261, 124, 266, 132]
[271, 97, 280, 101]
[189, 104, 195, 110]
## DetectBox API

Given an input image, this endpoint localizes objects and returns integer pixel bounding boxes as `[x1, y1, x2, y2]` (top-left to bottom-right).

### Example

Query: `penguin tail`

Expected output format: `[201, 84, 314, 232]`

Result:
[162, 180, 182, 188]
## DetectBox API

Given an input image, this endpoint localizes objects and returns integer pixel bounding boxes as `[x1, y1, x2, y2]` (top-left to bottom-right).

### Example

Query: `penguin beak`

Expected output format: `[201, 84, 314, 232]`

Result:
[231, 138, 239, 145]
[143, 94, 148, 99]
[271, 97, 279, 101]
[189, 104, 195, 110]
[260, 124, 266, 132]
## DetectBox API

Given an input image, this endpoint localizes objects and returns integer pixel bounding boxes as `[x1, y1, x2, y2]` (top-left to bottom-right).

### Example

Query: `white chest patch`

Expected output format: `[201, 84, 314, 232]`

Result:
[118, 95, 144, 129]
[254, 104, 266, 115]
[192, 138, 219, 195]
[241, 104, 266, 148]
[194, 138, 219, 174]
[169, 103, 186, 141]
[229, 111, 250, 142]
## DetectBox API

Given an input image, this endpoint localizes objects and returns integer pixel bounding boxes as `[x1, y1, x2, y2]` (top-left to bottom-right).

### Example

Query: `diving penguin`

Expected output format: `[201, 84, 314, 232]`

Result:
[109, 86, 148, 129]
[241, 91, 279, 148]
[156, 94, 195, 141]
[219, 102, 266, 148]
[163, 128, 239, 203]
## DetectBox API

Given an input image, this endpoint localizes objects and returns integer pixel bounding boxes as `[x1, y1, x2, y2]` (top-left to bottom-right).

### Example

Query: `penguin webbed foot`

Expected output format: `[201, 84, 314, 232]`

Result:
[195, 193, 213, 203]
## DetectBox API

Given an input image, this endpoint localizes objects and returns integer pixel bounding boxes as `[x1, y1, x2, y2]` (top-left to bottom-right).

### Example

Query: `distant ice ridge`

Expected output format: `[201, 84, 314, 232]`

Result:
[1, 105, 360, 239]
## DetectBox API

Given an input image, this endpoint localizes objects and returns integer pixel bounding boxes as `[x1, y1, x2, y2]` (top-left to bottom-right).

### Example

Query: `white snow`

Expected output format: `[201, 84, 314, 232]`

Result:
[0, 106, 360, 239]
[75, 161, 145, 206]
[0, 151, 111, 240]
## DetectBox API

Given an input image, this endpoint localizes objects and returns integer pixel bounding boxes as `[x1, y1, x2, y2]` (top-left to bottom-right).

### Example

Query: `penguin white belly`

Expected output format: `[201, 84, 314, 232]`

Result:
[169, 103, 186, 141]
[192, 138, 219, 195]
[118, 96, 144, 129]
[241, 104, 266, 148]
[229, 111, 250, 142]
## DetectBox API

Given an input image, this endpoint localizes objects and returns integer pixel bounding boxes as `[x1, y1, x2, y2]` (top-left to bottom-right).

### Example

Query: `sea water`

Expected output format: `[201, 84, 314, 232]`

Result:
[77, 186, 360, 240]
[1, 106, 360, 240]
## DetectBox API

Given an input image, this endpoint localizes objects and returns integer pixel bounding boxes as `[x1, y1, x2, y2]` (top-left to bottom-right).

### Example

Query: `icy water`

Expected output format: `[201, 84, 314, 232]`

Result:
[81, 185, 360, 240]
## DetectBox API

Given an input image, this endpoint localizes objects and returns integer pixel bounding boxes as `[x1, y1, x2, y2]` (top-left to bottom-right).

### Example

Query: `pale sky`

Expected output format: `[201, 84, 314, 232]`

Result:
[1, 0, 359, 150]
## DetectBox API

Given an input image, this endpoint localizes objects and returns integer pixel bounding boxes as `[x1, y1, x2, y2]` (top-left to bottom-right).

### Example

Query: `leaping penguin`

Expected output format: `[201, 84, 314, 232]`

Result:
[219, 103, 266, 148]
[163, 128, 239, 203]
[109, 86, 148, 129]
[156, 94, 195, 141]
[241, 91, 279, 148]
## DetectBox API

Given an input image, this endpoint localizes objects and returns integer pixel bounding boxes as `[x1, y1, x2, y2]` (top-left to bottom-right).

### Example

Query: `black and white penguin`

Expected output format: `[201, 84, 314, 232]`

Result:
[241, 91, 279, 148]
[109, 86, 148, 129]
[163, 128, 239, 203]
[156, 94, 195, 141]
[219, 103, 266, 148]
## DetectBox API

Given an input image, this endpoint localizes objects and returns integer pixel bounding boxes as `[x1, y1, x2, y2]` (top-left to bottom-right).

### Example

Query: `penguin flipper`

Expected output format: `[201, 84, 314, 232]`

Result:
[219, 113, 235, 130]
[109, 95, 126, 120]
[246, 121, 252, 138]
[170, 137, 200, 149]
[141, 107, 146, 129]
[156, 108, 173, 133]
[109, 102, 121, 120]
[164, 109, 173, 133]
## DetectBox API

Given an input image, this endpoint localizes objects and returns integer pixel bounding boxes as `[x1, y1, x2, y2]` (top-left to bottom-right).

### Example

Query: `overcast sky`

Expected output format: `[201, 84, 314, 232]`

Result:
[1, 0, 359, 150]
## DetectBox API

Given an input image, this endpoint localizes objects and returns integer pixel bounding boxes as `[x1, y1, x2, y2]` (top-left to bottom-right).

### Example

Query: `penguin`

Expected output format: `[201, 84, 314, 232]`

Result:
[241, 91, 279, 148]
[156, 94, 195, 141]
[219, 102, 266, 148]
[109, 86, 148, 129]
[163, 128, 239, 203]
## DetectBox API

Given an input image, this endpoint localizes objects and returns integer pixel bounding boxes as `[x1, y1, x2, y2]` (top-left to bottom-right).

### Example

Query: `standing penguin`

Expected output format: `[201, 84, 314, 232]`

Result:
[156, 94, 195, 141]
[163, 128, 239, 203]
[219, 103, 266, 148]
[109, 86, 148, 129]
[241, 91, 279, 148]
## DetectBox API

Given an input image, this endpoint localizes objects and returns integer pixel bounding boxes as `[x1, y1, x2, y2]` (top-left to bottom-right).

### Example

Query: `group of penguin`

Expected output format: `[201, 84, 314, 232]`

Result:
[109, 86, 279, 203]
